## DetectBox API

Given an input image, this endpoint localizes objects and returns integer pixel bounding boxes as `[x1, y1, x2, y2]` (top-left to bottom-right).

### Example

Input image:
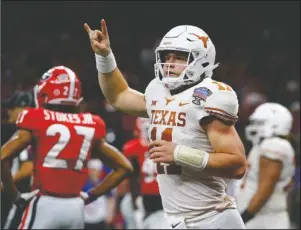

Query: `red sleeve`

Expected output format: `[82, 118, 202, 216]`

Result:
[122, 139, 138, 158]
[93, 115, 106, 140]
[122, 144, 131, 158]
[16, 108, 40, 131]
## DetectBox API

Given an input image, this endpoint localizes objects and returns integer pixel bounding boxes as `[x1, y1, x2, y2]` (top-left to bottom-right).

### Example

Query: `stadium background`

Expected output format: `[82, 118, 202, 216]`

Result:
[1, 1, 300, 229]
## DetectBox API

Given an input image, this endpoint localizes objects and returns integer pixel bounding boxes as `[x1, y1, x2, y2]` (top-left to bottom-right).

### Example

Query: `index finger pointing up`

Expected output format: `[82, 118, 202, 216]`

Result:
[101, 19, 109, 38]
[84, 23, 92, 36]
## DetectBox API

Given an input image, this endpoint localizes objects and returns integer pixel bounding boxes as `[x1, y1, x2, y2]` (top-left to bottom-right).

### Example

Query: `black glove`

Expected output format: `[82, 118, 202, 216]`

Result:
[241, 209, 255, 224]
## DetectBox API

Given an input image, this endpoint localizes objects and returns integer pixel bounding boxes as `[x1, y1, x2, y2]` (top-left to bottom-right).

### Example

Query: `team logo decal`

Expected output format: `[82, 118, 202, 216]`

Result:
[192, 87, 212, 105]
[57, 74, 69, 81]
[54, 89, 61, 96]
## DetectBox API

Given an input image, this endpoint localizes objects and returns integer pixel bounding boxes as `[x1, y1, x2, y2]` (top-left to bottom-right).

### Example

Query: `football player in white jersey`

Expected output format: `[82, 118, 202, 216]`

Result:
[236, 102, 295, 229]
[84, 19, 247, 229]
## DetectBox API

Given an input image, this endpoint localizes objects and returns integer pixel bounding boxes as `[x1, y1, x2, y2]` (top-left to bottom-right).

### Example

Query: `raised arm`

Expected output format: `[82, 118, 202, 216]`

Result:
[84, 19, 147, 117]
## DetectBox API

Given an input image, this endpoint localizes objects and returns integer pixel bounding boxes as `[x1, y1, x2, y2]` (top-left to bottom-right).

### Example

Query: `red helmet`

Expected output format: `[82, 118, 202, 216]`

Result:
[34, 66, 83, 107]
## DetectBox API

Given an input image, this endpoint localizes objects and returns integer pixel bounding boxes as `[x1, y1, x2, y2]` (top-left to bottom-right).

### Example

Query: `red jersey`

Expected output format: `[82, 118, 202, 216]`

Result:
[122, 138, 159, 195]
[16, 107, 106, 196]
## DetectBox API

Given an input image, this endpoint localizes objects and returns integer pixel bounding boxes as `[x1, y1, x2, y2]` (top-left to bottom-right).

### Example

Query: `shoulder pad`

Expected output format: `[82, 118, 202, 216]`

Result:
[194, 79, 239, 124]
[145, 79, 159, 95]
[91, 114, 106, 140]
[260, 137, 294, 162]
[16, 108, 41, 131]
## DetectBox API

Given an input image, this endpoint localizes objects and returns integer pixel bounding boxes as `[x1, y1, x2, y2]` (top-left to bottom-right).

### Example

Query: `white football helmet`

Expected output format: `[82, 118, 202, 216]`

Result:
[154, 25, 218, 90]
[245, 102, 293, 145]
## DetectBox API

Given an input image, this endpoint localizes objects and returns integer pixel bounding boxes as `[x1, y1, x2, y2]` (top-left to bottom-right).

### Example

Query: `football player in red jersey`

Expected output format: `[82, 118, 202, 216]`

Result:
[1, 66, 133, 229]
[122, 117, 166, 229]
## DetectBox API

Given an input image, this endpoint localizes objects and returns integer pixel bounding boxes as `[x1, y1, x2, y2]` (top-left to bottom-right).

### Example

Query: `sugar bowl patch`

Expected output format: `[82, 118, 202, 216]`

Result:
[192, 87, 212, 105]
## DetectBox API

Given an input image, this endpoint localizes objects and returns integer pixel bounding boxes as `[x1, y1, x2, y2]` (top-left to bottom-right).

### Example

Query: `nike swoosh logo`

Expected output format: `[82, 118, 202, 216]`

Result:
[172, 222, 181, 228]
[179, 102, 189, 107]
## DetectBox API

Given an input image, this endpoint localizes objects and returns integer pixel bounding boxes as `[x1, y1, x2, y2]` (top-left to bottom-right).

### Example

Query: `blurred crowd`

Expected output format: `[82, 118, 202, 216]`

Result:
[1, 1, 300, 229]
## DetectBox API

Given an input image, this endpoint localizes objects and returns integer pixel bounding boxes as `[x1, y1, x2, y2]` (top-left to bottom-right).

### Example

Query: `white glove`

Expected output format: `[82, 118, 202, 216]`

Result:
[80, 191, 98, 205]
[14, 189, 40, 208]
[80, 191, 89, 201]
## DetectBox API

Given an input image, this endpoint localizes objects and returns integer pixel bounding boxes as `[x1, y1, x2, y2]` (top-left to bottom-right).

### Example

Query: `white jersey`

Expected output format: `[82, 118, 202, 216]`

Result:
[144, 77, 239, 222]
[226, 179, 243, 199]
[236, 137, 295, 214]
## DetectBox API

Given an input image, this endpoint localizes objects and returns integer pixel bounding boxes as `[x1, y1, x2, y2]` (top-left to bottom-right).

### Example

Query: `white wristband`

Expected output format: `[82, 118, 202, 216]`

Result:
[95, 51, 117, 73]
[173, 145, 209, 170]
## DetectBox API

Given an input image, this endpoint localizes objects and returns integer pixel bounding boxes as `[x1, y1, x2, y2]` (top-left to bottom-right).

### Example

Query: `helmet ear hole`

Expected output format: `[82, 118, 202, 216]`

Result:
[39, 94, 48, 105]
[188, 54, 194, 64]
[186, 70, 195, 77]
[202, 62, 209, 68]
[40, 93, 47, 98]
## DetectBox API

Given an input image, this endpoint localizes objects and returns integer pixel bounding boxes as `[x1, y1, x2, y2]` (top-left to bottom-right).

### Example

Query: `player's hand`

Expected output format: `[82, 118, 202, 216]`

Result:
[84, 19, 111, 57]
[80, 191, 98, 205]
[14, 189, 40, 209]
[149, 140, 177, 164]
[80, 191, 89, 204]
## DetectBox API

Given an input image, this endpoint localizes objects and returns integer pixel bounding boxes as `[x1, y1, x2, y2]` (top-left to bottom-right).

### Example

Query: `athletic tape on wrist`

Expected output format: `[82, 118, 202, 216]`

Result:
[173, 145, 209, 170]
[95, 51, 117, 73]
